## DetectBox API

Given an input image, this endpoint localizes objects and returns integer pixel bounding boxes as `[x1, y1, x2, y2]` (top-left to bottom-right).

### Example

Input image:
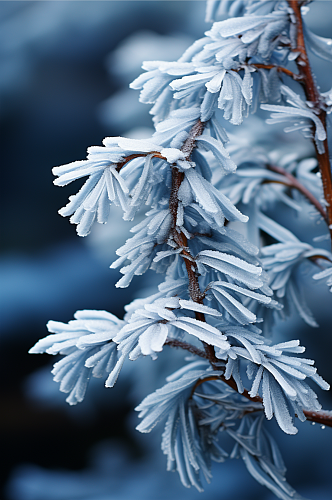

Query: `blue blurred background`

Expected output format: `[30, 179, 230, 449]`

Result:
[1, 2, 332, 500]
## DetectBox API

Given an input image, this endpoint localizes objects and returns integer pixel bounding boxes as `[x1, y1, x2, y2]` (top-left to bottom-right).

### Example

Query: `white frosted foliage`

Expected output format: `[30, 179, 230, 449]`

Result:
[31, 1, 332, 499]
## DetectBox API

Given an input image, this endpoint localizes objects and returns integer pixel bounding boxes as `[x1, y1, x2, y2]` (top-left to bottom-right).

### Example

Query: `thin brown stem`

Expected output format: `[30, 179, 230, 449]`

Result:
[303, 409, 332, 428]
[288, 0, 332, 243]
[249, 63, 303, 81]
[116, 152, 165, 172]
[308, 254, 332, 264]
[193, 374, 262, 404]
[266, 164, 327, 221]
[191, 375, 332, 428]
[168, 120, 221, 366]
[165, 338, 208, 359]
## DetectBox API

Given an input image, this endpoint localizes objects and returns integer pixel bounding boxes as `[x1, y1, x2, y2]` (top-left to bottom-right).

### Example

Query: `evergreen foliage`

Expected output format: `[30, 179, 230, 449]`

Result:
[30, 1, 332, 498]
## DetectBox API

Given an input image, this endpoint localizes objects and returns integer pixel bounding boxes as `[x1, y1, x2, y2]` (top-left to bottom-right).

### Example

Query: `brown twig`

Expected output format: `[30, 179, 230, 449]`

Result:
[168, 120, 222, 365]
[191, 375, 332, 428]
[116, 152, 165, 172]
[303, 409, 332, 428]
[165, 338, 208, 359]
[249, 63, 303, 81]
[266, 163, 327, 221]
[288, 0, 332, 243]
[192, 374, 262, 404]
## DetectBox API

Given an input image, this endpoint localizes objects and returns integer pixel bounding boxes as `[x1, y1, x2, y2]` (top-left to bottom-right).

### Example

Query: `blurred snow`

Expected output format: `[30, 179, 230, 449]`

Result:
[99, 30, 194, 130]
[0, 241, 132, 336]
[7, 420, 332, 500]
[6, 439, 264, 500]
[107, 30, 193, 81]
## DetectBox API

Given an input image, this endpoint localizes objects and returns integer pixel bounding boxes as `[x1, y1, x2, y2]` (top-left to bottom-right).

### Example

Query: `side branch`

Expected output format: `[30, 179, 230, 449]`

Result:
[181, 119, 205, 157]
[116, 152, 165, 172]
[192, 375, 332, 428]
[249, 63, 303, 81]
[266, 164, 327, 222]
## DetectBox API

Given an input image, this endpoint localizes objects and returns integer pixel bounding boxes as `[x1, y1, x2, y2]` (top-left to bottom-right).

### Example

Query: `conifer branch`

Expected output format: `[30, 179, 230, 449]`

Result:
[288, 0, 332, 243]
[35, 3, 332, 496]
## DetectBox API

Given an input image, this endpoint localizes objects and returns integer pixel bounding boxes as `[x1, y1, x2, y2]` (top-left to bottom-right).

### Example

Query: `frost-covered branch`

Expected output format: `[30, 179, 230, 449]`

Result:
[165, 338, 208, 359]
[266, 163, 327, 221]
[30, 1, 332, 498]
[288, 0, 332, 240]
[168, 119, 221, 365]
[192, 372, 332, 429]
[245, 63, 303, 81]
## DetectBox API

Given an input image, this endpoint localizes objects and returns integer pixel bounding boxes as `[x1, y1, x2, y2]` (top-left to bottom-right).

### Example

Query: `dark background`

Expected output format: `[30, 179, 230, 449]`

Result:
[1, 2, 332, 500]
